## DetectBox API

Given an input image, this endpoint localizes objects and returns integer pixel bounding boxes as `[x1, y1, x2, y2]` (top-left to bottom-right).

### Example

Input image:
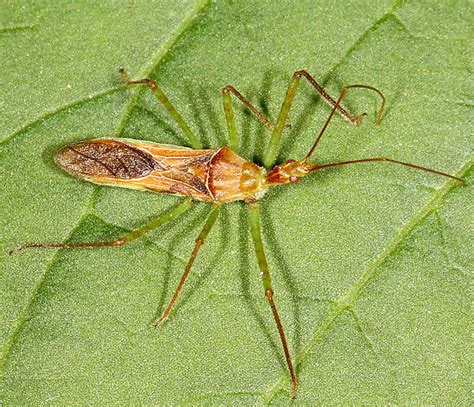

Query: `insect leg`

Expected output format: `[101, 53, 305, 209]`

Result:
[222, 87, 239, 152]
[312, 157, 464, 183]
[263, 69, 384, 168]
[222, 85, 290, 152]
[248, 202, 297, 398]
[155, 204, 221, 327]
[119, 68, 202, 149]
[10, 199, 193, 254]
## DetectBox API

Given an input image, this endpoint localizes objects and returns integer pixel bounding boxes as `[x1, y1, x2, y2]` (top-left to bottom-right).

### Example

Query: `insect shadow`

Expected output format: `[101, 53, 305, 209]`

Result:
[132, 104, 189, 147]
[42, 141, 71, 173]
[150, 202, 231, 323]
[177, 71, 307, 367]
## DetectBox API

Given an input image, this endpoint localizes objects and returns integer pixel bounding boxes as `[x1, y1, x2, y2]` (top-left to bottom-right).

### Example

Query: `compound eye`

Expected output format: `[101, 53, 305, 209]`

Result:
[290, 175, 299, 183]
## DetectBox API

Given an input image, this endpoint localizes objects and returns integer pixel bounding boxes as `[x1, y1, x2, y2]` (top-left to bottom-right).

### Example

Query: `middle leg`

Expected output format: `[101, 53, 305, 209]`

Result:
[222, 85, 290, 152]
[155, 203, 221, 326]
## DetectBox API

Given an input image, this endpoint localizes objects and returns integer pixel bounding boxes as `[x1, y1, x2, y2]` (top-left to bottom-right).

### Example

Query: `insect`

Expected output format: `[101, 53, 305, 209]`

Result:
[12, 68, 463, 397]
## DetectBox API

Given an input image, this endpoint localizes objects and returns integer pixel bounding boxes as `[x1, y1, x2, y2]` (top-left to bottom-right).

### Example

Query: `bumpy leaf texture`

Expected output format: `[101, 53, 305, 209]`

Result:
[1, 1, 472, 404]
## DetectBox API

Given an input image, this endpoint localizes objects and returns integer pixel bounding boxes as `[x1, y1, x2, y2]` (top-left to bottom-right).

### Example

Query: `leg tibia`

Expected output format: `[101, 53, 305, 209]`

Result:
[265, 288, 298, 398]
[9, 239, 125, 254]
[248, 203, 297, 397]
[294, 70, 361, 126]
[222, 85, 277, 131]
[10, 199, 193, 255]
[119, 69, 201, 149]
[154, 204, 221, 327]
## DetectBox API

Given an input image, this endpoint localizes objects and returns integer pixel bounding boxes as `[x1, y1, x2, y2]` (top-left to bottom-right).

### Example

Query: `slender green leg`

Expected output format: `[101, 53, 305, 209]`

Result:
[10, 199, 193, 254]
[222, 88, 239, 152]
[222, 85, 286, 152]
[119, 69, 202, 149]
[248, 202, 297, 398]
[263, 69, 371, 168]
[155, 204, 221, 326]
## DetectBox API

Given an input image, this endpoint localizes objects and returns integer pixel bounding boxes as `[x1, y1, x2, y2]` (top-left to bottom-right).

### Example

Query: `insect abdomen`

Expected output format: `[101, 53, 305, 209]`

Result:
[54, 139, 156, 180]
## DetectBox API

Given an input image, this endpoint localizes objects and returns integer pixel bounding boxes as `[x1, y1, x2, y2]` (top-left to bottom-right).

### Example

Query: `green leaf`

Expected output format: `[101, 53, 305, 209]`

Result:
[1, 1, 471, 404]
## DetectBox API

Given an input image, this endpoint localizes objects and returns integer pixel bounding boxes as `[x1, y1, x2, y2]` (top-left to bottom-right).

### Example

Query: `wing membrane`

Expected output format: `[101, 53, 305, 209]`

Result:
[55, 138, 216, 200]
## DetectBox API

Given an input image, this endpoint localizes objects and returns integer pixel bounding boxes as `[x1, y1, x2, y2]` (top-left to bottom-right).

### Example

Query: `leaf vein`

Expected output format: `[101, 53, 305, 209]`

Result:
[0, 87, 124, 146]
[0, 187, 100, 369]
[263, 152, 472, 403]
[114, 0, 211, 137]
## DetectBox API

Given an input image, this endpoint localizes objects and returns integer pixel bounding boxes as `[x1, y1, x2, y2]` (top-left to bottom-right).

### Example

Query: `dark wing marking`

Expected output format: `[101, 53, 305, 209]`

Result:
[55, 139, 158, 179]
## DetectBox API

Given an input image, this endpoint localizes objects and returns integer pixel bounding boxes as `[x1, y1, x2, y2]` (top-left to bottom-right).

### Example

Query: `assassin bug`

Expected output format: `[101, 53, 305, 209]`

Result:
[11, 68, 464, 397]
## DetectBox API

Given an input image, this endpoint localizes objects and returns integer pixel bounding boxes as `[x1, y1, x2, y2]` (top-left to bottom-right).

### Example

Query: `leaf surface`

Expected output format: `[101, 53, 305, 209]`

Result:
[1, 1, 472, 404]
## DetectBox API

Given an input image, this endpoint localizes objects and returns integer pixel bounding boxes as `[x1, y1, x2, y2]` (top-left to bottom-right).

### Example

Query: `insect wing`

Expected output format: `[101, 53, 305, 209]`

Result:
[55, 138, 216, 200]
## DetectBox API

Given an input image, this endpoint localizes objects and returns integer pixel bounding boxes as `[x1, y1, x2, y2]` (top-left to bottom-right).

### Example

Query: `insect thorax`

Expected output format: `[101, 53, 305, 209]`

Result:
[208, 147, 268, 202]
[240, 161, 268, 202]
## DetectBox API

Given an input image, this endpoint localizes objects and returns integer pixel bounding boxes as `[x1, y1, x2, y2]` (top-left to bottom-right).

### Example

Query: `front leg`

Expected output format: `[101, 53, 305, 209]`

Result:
[248, 202, 298, 398]
[263, 69, 378, 168]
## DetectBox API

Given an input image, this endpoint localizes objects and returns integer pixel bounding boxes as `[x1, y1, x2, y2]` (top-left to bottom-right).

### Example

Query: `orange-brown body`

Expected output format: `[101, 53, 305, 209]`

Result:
[54, 138, 270, 203]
